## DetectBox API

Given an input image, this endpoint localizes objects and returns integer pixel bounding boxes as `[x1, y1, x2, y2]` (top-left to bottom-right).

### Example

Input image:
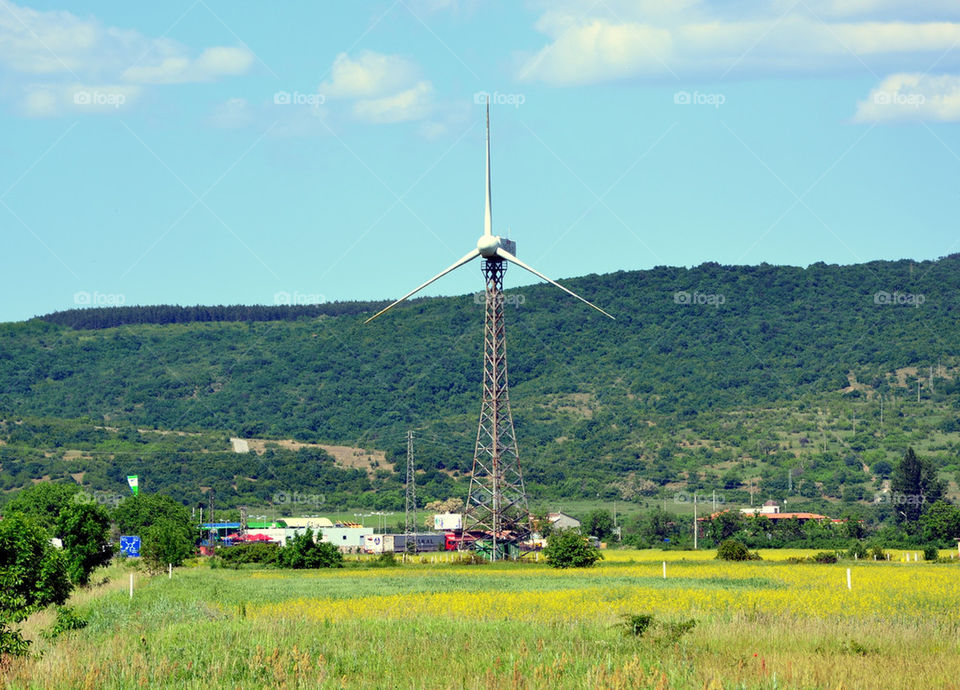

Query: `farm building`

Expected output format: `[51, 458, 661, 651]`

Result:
[547, 512, 581, 530]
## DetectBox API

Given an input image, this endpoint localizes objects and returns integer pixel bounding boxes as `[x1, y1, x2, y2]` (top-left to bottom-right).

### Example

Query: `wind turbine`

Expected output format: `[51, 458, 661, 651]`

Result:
[366, 102, 614, 560]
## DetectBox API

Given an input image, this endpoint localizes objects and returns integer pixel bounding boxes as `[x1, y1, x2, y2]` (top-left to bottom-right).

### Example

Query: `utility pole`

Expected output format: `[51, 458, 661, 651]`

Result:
[918, 379, 921, 404]
[404, 430, 417, 553]
[880, 394, 884, 428]
[788, 469, 792, 493]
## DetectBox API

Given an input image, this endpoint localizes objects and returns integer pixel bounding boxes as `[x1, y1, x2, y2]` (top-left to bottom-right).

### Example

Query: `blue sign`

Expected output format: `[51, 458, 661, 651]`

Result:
[120, 535, 141, 558]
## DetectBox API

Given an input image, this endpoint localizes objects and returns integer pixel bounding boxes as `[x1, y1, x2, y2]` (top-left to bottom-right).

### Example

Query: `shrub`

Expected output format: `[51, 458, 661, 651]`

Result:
[543, 530, 603, 569]
[277, 529, 343, 569]
[811, 551, 838, 564]
[922, 544, 940, 562]
[366, 552, 399, 568]
[716, 539, 760, 561]
[847, 542, 868, 560]
[868, 544, 887, 561]
[219, 542, 279, 566]
[43, 606, 88, 639]
[621, 613, 654, 637]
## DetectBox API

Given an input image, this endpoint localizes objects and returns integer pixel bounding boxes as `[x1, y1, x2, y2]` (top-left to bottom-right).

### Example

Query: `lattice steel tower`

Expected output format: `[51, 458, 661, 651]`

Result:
[364, 102, 614, 561]
[463, 257, 531, 559]
[404, 429, 417, 552]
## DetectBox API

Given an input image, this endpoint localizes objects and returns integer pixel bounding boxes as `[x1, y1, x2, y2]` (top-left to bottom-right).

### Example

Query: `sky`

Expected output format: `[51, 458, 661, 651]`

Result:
[2, 0, 960, 322]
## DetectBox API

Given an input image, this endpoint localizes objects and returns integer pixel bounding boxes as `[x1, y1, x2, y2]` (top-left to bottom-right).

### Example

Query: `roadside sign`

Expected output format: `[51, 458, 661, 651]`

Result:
[120, 535, 141, 557]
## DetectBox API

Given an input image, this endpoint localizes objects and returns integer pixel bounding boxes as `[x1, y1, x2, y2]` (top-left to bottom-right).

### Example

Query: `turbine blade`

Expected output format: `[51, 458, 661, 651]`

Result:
[484, 101, 492, 237]
[364, 249, 481, 324]
[495, 248, 615, 320]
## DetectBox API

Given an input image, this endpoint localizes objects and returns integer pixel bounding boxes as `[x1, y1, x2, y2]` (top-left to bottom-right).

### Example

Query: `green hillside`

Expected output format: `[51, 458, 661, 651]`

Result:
[2, 256, 960, 513]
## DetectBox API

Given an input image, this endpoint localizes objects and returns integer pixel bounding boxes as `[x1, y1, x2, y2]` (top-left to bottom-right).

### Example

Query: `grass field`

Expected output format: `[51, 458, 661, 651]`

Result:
[7, 549, 960, 689]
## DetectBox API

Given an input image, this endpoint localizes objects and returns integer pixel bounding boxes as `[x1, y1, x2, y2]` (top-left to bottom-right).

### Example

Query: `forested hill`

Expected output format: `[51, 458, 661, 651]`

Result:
[2, 255, 960, 509]
[38, 301, 390, 330]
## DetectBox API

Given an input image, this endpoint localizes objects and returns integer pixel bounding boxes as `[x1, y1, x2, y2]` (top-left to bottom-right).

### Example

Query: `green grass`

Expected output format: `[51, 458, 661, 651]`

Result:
[7, 553, 960, 689]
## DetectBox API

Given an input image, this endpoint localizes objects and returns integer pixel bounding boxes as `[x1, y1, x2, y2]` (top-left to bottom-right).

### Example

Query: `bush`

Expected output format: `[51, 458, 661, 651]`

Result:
[811, 551, 838, 564]
[43, 606, 88, 639]
[219, 542, 279, 566]
[923, 544, 940, 562]
[621, 613, 654, 637]
[847, 542, 868, 560]
[868, 544, 887, 561]
[543, 530, 603, 569]
[277, 529, 343, 569]
[366, 552, 399, 568]
[716, 539, 760, 561]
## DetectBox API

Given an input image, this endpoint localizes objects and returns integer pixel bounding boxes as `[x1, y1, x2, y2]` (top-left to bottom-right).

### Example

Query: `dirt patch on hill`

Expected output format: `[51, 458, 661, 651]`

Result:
[232, 437, 392, 476]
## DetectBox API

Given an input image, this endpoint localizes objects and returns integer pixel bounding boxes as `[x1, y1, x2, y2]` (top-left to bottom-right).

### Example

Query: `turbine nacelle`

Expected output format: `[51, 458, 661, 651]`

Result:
[477, 235, 516, 259]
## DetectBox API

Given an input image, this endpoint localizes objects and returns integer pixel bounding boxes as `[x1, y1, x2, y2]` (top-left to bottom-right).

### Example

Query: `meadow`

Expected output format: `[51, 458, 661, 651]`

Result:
[8, 549, 960, 689]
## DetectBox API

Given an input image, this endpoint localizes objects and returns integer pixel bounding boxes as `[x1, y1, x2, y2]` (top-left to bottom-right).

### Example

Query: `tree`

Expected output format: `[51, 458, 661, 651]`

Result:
[114, 494, 192, 536]
[57, 502, 113, 586]
[3, 482, 81, 530]
[141, 519, 194, 571]
[543, 529, 602, 569]
[530, 510, 554, 538]
[919, 501, 960, 545]
[585, 509, 615, 540]
[708, 511, 743, 544]
[277, 529, 343, 569]
[891, 448, 945, 523]
[0, 514, 72, 655]
[716, 538, 759, 561]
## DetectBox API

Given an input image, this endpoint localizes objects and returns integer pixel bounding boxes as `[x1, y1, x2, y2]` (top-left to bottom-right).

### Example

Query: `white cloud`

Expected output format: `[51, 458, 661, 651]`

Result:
[0, 2, 253, 116]
[352, 81, 434, 123]
[518, 7, 960, 85]
[320, 51, 420, 99]
[319, 51, 434, 124]
[123, 47, 253, 84]
[854, 73, 960, 122]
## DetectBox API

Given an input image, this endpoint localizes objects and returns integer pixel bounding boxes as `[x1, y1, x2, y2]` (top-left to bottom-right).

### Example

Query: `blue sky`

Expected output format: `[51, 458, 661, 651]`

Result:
[2, 0, 960, 322]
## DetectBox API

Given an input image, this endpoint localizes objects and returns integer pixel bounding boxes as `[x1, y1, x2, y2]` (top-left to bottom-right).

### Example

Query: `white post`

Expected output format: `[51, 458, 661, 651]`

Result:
[662, 561, 666, 579]
[129, 573, 133, 599]
[693, 494, 698, 550]
[846, 568, 851, 591]
[168, 563, 172, 579]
